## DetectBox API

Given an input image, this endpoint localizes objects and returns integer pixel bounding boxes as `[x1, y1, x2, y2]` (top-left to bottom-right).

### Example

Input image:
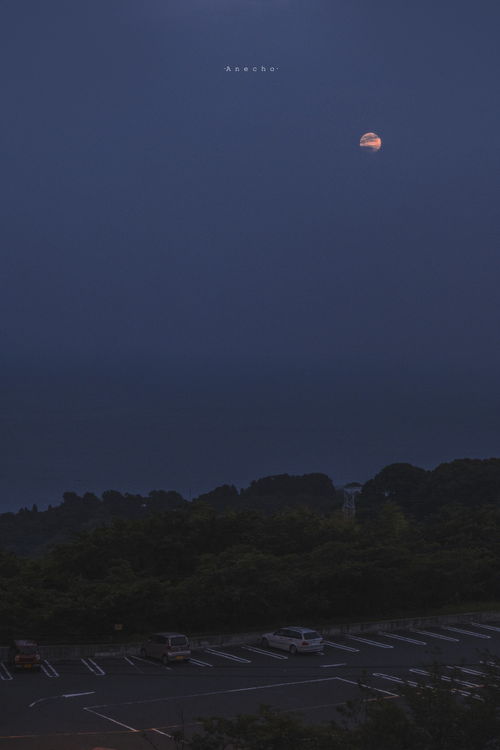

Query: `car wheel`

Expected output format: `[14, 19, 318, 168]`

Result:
[289, 645, 298, 655]
[140, 648, 147, 658]
[261, 637, 269, 648]
[162, 654, 169, 666]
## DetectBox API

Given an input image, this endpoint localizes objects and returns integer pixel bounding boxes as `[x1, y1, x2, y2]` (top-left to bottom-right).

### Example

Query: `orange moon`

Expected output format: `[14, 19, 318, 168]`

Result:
[359, 132, 382, 151]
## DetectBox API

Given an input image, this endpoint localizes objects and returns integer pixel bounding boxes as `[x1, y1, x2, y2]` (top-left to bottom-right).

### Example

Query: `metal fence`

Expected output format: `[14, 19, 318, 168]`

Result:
[0, 610, 498, 660]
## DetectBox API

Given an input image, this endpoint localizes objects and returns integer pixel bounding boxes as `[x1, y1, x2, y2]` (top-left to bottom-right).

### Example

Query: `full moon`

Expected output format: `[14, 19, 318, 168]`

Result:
[359, 132, 382, 151]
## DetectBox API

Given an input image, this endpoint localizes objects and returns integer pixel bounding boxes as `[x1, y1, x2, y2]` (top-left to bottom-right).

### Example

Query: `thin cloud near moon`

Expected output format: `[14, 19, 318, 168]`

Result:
[359, 132, 382, 151]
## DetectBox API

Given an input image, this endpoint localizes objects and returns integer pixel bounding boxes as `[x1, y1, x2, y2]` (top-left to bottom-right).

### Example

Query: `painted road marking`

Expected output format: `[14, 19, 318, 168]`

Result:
[409, 667, 437, 677]
[445, 666, 486, 676]
[87, 657, 106, 675]
[372, 672, 419, 687]
[81, 658, 106, 676]
[443, 626, 491, 639]
[378, 632, 427, 645]
[323, 640, 359, 653]
[333, 676, 398, 697]
[151, 727, 175, 739]
[410, 628, 459, 642]
[41, 660, 59, 678]
[123, 656, 143, 672]
[409, 668, 480, 689]
[85, 675, 376, 710]
[129, 655, 171, 670]
[320, 663, 347, 668]
[241, 645, 288, 660]
[205, 648, 251, 663]
[0, 663, 12, 680]
[471, 622, 500, 632]
[29, 691, 96, 708]
[347, 636, 394, 649]
[189, 658, 214, 667]
[84, 706, 139, 732]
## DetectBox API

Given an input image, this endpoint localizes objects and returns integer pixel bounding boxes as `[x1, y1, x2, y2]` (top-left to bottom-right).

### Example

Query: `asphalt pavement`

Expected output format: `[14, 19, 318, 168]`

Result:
[1, 620, 499, 749]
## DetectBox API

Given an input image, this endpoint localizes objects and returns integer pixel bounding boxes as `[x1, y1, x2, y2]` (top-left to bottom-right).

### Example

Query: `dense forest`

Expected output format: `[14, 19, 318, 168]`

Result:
[0, 458, 499, 643]
[0, 473, 340, 556]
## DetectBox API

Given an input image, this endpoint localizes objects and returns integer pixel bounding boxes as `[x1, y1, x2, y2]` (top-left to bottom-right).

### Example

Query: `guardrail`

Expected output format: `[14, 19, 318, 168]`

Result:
[0, 609, 498, 661]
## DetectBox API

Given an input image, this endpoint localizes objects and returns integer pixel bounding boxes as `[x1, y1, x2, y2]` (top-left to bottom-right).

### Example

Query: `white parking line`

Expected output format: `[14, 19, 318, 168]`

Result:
[409, 668, 480, 689]
[41, 660, 59, 678]
[323, 640, 360, 653]
[0, 663, 13, 680]
[84, 706, 139, 732]
[241, 645, 288, 660]
[410, 628, 459, 642]
[409, 667, 435, 677]
[443, 626, 491, 639]
[123, 656, 145, 673]
[471, 622, 500, 632]
[333, 676, 398, 697]
[372, 672, 419, 687]
[320, 663, 347, 668]
[129, 655, 154, 664]
[29, 691, 96, 708]
[379, 632, 427, 645]
[151, 727, 175, 739]
[85, 675, 382, 710]
[81, 658, 106, 676]
[205, 648, 251, 663]
[445, 666, 486, 677]
[347, 636, 394, 649]
[189, 658, 214, 667]
[129, 655, 171, 670]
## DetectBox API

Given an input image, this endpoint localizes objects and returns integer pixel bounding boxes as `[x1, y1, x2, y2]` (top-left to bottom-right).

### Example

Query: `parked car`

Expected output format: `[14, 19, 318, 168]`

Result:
[140, 632, 191, 664]
[260, 626, 324, 654]
[8, 640, 42, 670]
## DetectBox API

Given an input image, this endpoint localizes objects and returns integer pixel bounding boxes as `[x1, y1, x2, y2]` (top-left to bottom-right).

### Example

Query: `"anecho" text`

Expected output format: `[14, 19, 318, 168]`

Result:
[224, 66, 278, 72]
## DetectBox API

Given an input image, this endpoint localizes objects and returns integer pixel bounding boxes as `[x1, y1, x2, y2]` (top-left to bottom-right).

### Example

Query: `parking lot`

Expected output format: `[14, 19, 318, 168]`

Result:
[1, 620, 499, 749]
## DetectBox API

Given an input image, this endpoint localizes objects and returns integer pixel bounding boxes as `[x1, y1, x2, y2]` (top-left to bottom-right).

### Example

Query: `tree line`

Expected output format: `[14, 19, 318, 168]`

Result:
[0, 458, 499, 642]
[0, 473, 339, 556]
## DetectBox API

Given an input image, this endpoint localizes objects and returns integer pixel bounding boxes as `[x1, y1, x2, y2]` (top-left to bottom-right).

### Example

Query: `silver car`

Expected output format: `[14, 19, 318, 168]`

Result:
[140, 632, 191, 664]
[260, 626, 323, 654]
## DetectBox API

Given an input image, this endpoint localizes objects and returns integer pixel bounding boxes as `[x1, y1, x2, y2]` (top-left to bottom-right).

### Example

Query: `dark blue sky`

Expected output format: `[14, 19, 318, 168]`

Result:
[1, 0, 499, 511]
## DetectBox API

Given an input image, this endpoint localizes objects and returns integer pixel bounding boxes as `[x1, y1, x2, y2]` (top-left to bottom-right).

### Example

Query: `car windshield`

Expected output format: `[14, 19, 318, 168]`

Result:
[303, 631, 321, 640]
[17, 644, 38, 654]
[170, 637, 187, 646]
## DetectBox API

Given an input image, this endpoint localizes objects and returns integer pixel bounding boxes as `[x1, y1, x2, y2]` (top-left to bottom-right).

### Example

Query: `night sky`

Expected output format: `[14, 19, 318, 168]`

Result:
[1, 0, 499, 511]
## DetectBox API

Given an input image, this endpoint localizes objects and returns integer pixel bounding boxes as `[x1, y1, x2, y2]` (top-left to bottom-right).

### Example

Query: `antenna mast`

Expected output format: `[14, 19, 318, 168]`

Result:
[342, 484, 362, 519]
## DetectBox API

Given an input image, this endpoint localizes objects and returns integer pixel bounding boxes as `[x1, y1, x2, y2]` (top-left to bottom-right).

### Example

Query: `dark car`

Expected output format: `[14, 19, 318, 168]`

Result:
[140, 632, 191, 664]
[9, 640, 42, 670]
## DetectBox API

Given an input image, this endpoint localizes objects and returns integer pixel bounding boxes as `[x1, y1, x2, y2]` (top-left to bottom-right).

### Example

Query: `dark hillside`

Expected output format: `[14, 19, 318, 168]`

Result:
[0, 474, 341, 556]
[359, 458, 500, 519]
